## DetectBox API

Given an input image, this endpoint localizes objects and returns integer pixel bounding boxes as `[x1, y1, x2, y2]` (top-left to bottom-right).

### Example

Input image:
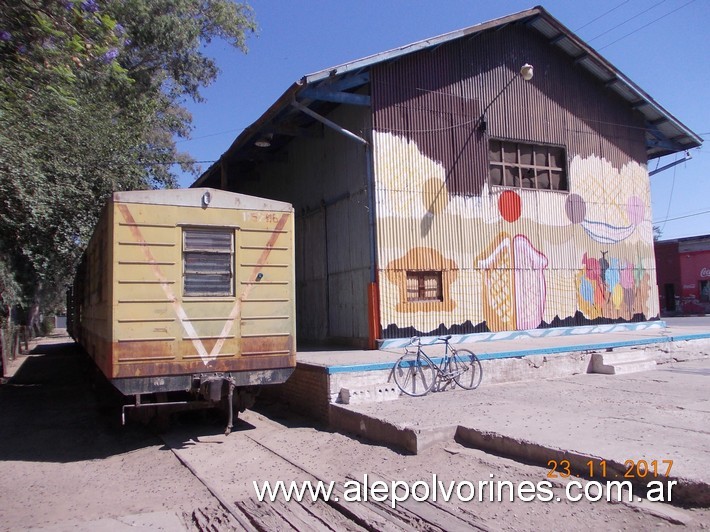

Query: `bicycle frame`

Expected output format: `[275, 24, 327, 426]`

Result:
[405, 337, 467, 383]
[393, 335, 482, 397]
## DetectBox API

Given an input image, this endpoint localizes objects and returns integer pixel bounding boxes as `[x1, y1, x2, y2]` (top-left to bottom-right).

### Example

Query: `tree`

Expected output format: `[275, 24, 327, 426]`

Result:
[653, 225, 663, 242]
[0, 0, 256, 326]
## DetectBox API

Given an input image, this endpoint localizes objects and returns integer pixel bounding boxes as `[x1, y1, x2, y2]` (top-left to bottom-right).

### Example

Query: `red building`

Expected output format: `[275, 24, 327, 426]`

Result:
[655, 235, 710, 314]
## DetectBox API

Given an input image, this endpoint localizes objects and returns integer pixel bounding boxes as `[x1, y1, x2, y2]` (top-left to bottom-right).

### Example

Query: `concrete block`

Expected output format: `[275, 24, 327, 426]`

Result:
[591, 351, 657, 375]
[339, 384, 399, 405]
[600, 360, 657, 374]
[481, 352, 593, 384]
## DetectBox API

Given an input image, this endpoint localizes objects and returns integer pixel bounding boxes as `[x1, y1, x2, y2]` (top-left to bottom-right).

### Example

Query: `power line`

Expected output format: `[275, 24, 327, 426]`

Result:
[587, 0, 669, 41]
[659, 156, 678, 234]
[575, 0, 631, 32]
[175, 128, 242, 144]
[141, 160, 218, 165]
[654, 208, 710, 224]
[599, 0, 697, 50]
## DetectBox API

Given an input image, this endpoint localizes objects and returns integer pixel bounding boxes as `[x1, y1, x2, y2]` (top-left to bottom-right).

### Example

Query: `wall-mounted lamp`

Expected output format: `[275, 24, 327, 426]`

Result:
[201, 190, 211, 207]
[255, 133, 273, 148]
[520, 63, 534, 81]
[478, 63, 534, 132]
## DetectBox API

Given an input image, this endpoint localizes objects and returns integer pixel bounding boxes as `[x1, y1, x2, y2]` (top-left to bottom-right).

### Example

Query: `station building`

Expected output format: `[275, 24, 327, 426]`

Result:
[193, 6, 701, 349]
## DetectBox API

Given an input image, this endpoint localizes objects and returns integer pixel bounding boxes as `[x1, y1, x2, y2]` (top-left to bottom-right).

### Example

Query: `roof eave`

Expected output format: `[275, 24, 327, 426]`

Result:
[193, 5, 701, 188]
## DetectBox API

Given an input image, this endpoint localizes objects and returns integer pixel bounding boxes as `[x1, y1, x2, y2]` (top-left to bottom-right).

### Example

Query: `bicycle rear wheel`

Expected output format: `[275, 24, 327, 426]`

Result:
[393, 351, 437, 396]
[451, 349, 482, 390]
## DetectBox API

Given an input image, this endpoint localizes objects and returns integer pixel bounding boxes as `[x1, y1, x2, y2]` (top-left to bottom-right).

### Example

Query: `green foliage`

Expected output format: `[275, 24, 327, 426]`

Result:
[0, 0, 256, 319]
[0, 256, 21, 310]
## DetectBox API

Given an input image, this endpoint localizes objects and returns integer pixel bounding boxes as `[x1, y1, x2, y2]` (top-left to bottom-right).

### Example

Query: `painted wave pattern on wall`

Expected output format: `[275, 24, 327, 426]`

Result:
[374, 131, 659, 337]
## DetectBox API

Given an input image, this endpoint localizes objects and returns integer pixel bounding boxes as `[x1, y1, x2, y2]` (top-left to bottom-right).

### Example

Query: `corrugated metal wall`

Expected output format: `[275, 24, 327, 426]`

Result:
[372, 24, 657, 338]
[229, 105, 373, 346]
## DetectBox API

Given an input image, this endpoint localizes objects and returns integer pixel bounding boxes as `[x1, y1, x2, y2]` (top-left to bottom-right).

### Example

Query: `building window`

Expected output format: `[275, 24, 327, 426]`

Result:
[701, 280, 710, 303]
[183, 228, 234, 297]
[406, 271, 443, 302]
[489, 139, 568, 191]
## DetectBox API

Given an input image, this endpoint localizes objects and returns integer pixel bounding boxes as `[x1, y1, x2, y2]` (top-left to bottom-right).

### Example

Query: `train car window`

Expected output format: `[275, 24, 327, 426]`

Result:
[183, 229, 234, 297]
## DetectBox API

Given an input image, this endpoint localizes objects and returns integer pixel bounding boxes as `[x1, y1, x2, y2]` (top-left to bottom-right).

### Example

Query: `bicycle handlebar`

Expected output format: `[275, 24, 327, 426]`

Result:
[408, 335, 452, 347]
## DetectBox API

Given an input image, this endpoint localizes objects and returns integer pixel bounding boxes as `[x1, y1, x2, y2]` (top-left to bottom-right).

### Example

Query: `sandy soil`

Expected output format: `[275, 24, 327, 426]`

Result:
[0, 337, 215, 530]
[168, 406, 709, 531]
[1, 335, 708, 531]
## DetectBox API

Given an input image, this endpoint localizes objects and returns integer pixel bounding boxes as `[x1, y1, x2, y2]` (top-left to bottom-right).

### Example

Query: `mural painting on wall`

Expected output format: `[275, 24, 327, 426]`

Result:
[576, 252, 652, 321]
[374, 132, 659, 338]
[565, 158, 654, 322]
[386, 247, 458, 313]
[476, 191, 549, 332]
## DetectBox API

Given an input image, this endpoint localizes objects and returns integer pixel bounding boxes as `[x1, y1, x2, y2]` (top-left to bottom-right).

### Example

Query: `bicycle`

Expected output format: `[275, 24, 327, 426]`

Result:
[392, 335, 482, 396]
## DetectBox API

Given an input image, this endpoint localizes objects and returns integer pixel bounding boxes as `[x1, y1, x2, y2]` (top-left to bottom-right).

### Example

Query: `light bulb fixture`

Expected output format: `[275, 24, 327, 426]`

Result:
[201, 190, 211, 207]
[520, 63, 533, 81]
[255, 133, 273, 148]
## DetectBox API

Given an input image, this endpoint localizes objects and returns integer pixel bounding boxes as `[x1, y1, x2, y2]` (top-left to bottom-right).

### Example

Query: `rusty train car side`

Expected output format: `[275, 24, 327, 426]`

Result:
[68, 188, 296, 428]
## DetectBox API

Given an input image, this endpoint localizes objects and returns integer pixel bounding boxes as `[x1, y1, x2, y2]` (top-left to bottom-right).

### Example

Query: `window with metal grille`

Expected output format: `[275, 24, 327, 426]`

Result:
[406, 271, 443, 302]
[183, 229, 234, 297]
[489, 139, 568, 191]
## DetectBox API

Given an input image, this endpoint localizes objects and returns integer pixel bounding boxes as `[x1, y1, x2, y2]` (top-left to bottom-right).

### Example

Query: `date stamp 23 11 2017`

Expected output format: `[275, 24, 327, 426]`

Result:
[546, 459, 677, 503]
[547, 459, 674, 480]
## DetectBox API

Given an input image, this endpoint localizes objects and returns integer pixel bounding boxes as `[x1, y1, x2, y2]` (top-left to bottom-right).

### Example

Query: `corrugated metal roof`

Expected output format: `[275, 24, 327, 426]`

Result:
[194, 5, 701, 188]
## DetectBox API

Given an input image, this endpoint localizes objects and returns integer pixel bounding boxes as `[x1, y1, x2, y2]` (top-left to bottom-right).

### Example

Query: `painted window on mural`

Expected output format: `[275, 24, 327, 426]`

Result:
[489, 140, 568, 191]
[183, 228, 234, 297]
[406, 271, 443, 302]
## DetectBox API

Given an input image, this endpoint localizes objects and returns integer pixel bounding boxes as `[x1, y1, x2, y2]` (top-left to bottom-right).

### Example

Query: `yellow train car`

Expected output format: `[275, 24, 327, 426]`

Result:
[68, 188, 295, 431]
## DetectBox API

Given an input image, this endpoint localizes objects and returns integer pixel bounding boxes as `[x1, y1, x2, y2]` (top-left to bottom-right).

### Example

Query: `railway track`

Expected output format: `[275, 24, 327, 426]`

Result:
[161, 411, 492, 532]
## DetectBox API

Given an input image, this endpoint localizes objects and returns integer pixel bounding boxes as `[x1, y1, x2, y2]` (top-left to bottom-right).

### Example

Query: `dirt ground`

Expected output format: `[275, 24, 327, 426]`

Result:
[1, 334, 708, 531]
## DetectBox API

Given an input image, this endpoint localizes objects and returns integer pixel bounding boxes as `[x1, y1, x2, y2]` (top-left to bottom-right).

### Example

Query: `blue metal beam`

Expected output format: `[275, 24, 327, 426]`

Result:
[324, 72, 370, 92]
[649, 152, 691, 176]
[290, 100, 368, 145]
[298, 87, 370, 106]
[645, 122, 683, 152]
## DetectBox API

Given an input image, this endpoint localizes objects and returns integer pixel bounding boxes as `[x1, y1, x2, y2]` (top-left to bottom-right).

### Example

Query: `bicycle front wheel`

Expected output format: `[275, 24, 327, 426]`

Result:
[393, 351, 437, 396]
[451, 349, 482, 390]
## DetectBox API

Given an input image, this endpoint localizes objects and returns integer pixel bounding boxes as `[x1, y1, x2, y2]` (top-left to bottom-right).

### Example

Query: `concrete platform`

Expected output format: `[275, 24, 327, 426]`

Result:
[329, 358, 710, 506]
[273, 319, 710, 506]
[286, 320, 710, 411]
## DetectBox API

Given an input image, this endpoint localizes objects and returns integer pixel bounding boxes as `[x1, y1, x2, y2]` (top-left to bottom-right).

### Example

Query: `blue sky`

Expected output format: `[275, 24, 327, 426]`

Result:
[175, 0, 709, 241]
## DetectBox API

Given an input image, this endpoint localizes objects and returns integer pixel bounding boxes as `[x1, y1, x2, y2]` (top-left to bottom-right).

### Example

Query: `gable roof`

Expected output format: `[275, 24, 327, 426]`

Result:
[194, 5, 701, 187]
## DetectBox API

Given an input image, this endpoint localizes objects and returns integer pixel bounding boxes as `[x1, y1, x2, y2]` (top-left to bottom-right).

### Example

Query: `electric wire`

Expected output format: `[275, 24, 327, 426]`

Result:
[141, 160, 217, 165]
[575, 0, 631, 32]
[659, 156, 678, 234]
[599, 0, 697, 50]
[175, 128, 243, 144]
[654, 209, 710, 224]
[587, 0, 669, 42]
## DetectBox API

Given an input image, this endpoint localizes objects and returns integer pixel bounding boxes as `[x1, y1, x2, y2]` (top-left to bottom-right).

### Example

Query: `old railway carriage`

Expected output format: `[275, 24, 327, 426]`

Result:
[69, 188, 295, 429]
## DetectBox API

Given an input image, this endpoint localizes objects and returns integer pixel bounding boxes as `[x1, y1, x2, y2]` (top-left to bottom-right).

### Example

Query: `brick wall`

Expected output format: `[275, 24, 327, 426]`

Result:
[264, 363, 332, 423]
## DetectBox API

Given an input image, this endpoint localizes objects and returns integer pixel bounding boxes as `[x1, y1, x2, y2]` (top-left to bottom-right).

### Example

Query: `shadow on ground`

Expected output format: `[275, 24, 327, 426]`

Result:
[0, 340, 161, 463]
[0, 338, 315, 462]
